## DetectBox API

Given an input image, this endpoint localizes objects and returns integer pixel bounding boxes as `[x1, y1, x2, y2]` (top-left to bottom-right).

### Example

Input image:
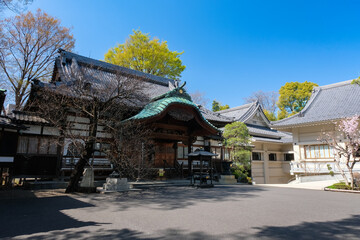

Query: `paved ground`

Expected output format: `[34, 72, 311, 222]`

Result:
[258, 179, 339, 190]
[1, 185, 360, 240]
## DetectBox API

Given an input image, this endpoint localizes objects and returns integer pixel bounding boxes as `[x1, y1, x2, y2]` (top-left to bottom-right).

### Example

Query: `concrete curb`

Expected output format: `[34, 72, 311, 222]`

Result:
[324, 187, 360, 193]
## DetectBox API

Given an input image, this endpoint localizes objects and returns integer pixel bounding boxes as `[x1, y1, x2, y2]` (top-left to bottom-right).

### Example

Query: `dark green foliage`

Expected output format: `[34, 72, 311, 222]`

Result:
[223, 122, 252, 181]
[212, 100, 229, 112]
[231, 164, 251, 183]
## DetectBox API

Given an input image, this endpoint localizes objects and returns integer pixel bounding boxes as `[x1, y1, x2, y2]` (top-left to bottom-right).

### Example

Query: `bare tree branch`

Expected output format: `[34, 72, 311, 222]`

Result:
[0, 9, 75, 109]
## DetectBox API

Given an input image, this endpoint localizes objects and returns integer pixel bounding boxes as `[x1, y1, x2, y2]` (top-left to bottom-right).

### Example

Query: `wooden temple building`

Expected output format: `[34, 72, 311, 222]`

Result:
[0, 49, 234, 182]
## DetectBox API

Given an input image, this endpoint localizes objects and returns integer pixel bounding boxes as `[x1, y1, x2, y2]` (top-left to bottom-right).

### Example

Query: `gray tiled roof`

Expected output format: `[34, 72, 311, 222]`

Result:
[272, 80, 360, 129]
[53, 49, 174, 100]
[9, 111, 49, 124]
[247, 124, 285, 138]
[217, 101, 272, 127]
[247, 124, 293, 144]
[217, 102, 257, 122]
[0, 116, 26, 129]
[219, 123, 292, 144]
[217, 102, 292, 143]
[56, 49, 175, 86]
[197, 105, 234, 123]
[252, 136, 292, 144]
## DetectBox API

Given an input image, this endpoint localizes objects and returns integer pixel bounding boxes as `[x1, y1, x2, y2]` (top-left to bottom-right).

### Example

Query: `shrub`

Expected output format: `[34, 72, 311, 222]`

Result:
[231, 164, 250, 183]
[327, 182, 352, 190]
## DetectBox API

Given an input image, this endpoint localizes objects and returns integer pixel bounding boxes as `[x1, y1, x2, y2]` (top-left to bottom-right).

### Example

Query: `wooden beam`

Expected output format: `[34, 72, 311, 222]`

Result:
[152, 123, 188, 132]
[151, 132, 188, 141]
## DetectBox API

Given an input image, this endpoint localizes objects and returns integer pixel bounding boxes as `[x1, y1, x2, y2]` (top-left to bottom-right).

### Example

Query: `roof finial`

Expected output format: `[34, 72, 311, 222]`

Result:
[174, 79, 179, 88]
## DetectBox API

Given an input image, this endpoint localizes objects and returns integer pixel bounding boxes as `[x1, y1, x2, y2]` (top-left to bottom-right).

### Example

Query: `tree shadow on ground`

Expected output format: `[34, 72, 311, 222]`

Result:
[23, 215, 360, 240]
[24, 227, 248, 240]
[0, 192, 101, 238]
[79, 185, 265, 211]
[254, 214, 360, 240]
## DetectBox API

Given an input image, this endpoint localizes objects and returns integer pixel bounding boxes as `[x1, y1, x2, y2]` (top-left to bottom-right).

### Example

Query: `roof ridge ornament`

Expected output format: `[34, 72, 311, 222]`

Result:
[178, 81, 186, 89]
[152, 81, 191, 102]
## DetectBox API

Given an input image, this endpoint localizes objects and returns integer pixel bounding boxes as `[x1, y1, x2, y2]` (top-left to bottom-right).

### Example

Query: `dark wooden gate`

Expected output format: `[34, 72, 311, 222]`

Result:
[154, 143, 175, 168]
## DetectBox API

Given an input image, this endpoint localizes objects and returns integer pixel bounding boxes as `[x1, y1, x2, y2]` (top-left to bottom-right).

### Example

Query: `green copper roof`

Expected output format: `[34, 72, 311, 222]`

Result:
[124, 83, 218, 131]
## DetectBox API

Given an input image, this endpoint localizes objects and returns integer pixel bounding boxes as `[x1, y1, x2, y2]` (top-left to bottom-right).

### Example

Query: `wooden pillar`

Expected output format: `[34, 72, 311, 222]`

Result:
[188, 136, 193, 184]
[0, 167, 3, 186]
[200, 155, 203, 185]
[173, 142, 178, 167]
[210, 158, 213, 185]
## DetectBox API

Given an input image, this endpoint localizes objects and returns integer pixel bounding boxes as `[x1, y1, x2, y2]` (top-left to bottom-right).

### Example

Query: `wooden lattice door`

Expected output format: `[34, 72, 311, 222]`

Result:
[154, 143, 175, 168]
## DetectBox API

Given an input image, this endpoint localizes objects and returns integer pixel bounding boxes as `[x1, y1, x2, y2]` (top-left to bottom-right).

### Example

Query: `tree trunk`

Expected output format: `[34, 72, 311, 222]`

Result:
[347, 165, 354, 189]
[334, 160, 349, 186]
[65, 103, 99, 193]
[15, 92, 22, 110]
[65, 154, 89, 193]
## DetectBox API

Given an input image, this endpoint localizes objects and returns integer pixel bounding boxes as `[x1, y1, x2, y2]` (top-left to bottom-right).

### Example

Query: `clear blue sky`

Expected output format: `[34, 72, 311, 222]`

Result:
[5, 0, 360, 108]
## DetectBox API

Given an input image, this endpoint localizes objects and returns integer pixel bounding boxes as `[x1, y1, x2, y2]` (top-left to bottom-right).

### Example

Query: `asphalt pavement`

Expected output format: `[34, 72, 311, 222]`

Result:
[1, 185, 360, 239]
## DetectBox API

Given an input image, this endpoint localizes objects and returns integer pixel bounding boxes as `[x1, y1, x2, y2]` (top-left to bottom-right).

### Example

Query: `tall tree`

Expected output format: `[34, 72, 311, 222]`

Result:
[0, 9, 75, 109]
[277, 81, 318, 119]
[223, 121, 252, 182]
[223, 121, 251, 160]
[212, 100, 229, 112]
[320, 116, 360, 189]
[352, 77, 360, 85]
[190, 90, 209, 107]
[30, 63, 148, 193]
[244, 90, 278, 121]
[104, 30, 186, 81]
[0, 0, 32, 13]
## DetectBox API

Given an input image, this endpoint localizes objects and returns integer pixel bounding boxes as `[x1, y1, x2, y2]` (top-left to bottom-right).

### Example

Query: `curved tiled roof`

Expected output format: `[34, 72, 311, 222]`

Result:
[125, 86, 219, 132]
[217, 101, 270, 125]
[217, 102, 256, 122]
[272, 80, 360, 129]
[217, 102, 292, 144]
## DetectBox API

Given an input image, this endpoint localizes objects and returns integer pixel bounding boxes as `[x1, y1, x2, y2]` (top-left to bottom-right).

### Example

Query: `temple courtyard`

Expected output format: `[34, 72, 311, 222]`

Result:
[1, 185, 360, 240]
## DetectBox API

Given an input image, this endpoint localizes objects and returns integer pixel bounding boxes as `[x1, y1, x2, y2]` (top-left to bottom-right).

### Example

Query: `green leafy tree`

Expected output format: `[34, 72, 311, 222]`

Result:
[277, 81, 318, 119]
[223, 121, 252, 181]
[352, 77, 360, 85]
[104, 30, 185, 80]
[263, 109, 277, 121]
[212, 100, 229, 112]
[223, 122, 251, 162]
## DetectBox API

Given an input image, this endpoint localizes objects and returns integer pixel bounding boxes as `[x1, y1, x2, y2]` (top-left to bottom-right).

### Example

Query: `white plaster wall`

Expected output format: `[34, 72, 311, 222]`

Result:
[22, 125, 42, 135]
[251, 141, 292, 184]
[43, 126, 60, 136]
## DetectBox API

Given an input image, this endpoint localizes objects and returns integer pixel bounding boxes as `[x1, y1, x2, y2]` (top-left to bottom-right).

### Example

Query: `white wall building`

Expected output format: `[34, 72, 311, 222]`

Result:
[272, 80, 360, 179]
[218, 102, 293, 184]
